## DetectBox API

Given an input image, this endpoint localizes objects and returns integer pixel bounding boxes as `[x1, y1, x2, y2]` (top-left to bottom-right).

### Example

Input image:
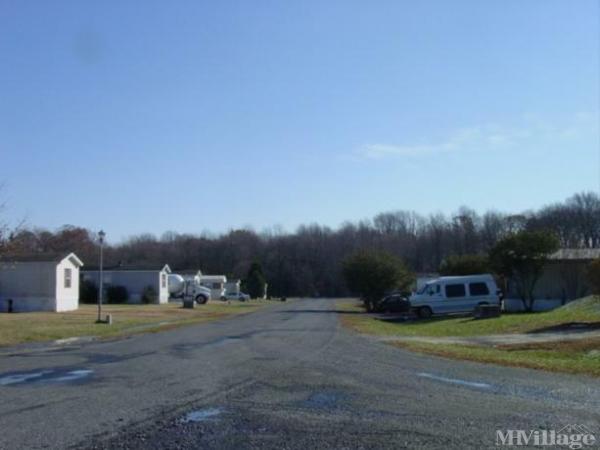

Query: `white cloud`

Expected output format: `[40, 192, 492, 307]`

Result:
[357, 112, 598, 160]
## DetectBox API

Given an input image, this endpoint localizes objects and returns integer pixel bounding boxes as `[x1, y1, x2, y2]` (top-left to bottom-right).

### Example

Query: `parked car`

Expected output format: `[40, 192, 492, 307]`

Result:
[409, 274, 500, 319]
[221, 291, 251, 302]
[375, 294, 411, 314]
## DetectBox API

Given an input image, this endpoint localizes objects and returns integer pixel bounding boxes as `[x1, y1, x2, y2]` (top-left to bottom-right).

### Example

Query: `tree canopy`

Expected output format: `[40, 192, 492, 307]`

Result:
[2, 191, 598, 298]
[489, 230, 559, 311]
[342, 250, 414, 311]
[439, 254, 490, 276]
[244, 261, 267, 299]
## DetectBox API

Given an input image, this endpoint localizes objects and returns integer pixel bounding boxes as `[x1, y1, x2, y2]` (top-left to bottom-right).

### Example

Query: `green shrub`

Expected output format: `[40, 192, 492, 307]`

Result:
[105, 285, 129, 304]
[245, 262, 267, 299]
[588, 259, 600, 295]
[141, 285, 158, 304]
[79, 279, 98, 304]
[342, 250, 414, 312]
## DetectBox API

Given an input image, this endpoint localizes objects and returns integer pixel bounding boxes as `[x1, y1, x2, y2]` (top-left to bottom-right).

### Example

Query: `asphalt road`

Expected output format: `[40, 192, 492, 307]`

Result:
[0, 298, 599, 449]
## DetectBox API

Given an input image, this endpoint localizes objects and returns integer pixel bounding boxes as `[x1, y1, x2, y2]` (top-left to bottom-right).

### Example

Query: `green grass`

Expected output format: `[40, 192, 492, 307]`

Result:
[0, 301, 270, 347]
[338, 296, 600, 376]
[392, 338, 600, 377]
[338, 296, 600, 337]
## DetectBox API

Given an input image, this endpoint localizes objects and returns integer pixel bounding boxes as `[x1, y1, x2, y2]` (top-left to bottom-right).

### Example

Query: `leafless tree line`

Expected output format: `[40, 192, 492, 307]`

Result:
[2, 191, 599, 297]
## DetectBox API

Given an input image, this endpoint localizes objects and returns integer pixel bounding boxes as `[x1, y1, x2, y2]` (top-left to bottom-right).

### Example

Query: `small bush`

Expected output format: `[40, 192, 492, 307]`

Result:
[79, 279, 98, 304]
[588, 259, 600, 295]
[105, 285, 129, 304]
[141, 285, 157, 304]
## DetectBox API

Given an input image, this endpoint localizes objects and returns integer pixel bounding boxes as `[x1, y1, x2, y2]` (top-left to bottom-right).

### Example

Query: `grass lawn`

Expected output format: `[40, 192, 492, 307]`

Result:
[393, 338, 600, 377]
[0, 300, 270, 347]
[338, 296, 600, 376]
[338, 296, 600, 337]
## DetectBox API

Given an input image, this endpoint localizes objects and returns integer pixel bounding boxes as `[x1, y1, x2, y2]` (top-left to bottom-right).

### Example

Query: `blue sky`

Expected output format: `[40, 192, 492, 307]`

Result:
[1, 0, 598, 242]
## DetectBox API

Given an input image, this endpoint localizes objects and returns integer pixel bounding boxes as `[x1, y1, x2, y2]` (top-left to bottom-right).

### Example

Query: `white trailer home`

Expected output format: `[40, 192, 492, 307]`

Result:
[0, 253, 84, 312]
[178, 270, 203, 284]
[82, 264, 171, 304]
[505, 248, 600, 311]
[199, 275, 227, 300]
[225, 279, 241, 296]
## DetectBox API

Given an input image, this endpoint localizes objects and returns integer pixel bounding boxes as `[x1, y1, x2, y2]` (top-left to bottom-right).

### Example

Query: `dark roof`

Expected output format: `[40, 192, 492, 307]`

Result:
[0, 253, 83, 266]
[82, 263, 170, 272]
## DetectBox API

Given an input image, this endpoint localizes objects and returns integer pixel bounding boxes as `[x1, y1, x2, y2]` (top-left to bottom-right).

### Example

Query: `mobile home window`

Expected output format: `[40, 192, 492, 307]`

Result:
[212, 282, 221, 289]
[64, 268, 72, 288]
[161, 273, 167, 288]
[469, 282, 489, 296]
[445, 284, 466, 298]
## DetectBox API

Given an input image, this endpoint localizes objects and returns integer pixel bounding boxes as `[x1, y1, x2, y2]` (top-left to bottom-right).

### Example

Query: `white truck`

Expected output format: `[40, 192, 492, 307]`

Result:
[168, 274, 211, 304]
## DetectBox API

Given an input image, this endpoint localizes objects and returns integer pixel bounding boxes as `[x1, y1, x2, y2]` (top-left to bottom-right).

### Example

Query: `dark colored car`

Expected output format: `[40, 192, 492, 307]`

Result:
[376, 294, 411, 314]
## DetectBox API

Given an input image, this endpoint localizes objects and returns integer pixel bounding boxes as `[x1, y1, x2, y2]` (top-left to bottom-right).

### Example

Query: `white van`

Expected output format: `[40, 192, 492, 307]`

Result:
[409, 274, 500, 318]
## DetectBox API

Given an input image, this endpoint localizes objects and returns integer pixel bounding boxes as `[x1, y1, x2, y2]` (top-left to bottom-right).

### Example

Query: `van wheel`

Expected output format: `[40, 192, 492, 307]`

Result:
[195, 295, 208, 305]
[418, 306, 433, 319]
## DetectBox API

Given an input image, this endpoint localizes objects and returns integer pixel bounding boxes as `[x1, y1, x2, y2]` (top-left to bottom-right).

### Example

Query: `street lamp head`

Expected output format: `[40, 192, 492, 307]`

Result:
[98, 229, 106, 244]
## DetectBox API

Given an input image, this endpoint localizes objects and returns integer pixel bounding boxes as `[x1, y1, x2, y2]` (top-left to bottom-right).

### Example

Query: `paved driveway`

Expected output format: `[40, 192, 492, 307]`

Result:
[0, 298, 599, 449]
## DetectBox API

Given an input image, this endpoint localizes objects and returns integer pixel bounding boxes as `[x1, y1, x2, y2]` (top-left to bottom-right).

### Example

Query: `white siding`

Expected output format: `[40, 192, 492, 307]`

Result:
[83, 270, 168, 304]
[225, 280, 240, 295]
[55, 258, 80, 312]
[200, 275, 227, 300]
[158, 271, 169, 303]
[0, 257, 80, 312]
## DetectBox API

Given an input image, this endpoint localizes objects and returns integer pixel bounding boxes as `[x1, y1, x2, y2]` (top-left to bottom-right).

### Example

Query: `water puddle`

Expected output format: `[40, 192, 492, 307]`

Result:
[303, 391, 344, 409]
[0, 368, 94, 386]
[0, 370, 53, 386]
[211, 337, 242, 347]
[418, 372, 493, 390]
[52, 369, 94, 382]
[181, 407, 224, 423]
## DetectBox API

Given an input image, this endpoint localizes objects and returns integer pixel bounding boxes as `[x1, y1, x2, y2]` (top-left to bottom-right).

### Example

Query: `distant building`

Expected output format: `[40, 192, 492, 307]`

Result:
[178, 270, 203, 284]
[199, 275, 227, 300]
[0, 253, 84, 312]
[225, 279, 241, 296]
[505, 248, 600, 311]
[82, 264, 171, 304]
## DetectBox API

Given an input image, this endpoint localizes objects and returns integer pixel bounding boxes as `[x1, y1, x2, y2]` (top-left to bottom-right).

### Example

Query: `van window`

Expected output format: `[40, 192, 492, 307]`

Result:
[445, 284, 466, 298]
[469, 282, 489, 296]
[425, 284, 440, 295]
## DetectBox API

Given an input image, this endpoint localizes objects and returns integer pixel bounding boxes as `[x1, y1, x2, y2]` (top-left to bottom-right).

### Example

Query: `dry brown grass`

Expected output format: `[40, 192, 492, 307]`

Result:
[0, 301, 267, 347]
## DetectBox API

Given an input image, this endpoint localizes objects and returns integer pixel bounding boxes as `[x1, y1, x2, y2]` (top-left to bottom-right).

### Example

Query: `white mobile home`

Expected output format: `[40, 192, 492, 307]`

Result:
[199, 275, 227, 300]
[225, 279, 241, 296]
[178, 270, 203, 284]
[0, 253, 84, 312]
[505, 248, 600, 311]
[82, 264, 171, 304]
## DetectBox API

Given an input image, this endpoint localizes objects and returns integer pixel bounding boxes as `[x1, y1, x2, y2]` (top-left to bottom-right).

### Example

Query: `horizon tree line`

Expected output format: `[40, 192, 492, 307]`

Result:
[1, 191, 599, 297]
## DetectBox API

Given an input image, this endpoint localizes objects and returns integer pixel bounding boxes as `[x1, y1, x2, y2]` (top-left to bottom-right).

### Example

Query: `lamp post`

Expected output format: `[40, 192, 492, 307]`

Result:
[97, 230, 106, 323]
